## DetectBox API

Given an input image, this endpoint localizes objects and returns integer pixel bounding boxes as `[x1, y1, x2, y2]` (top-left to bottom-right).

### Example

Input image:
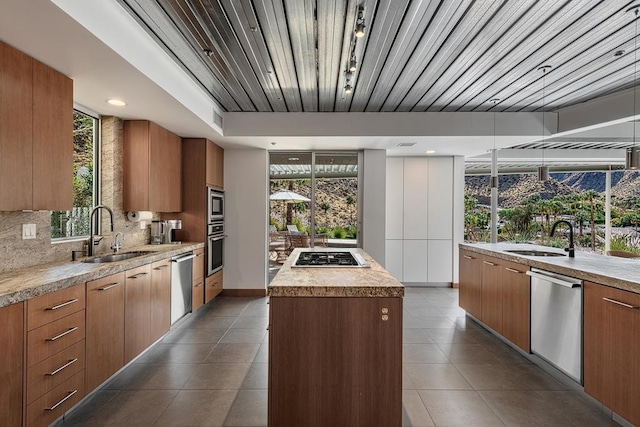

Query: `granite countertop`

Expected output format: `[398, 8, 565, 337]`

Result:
[268, 248, 404, 298]
[460, 242, 640, 295]
[0, 241, 205, 307]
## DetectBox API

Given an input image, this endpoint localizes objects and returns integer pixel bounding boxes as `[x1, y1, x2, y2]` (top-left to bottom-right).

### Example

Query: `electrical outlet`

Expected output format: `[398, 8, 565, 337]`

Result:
[22, 223, 36, 240]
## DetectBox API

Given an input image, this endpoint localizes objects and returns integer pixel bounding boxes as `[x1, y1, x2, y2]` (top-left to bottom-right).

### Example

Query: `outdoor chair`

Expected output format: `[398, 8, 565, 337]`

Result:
[606, 250, 640, 259]
[286, 234, 310, 254]
[314, 233, 328, 247]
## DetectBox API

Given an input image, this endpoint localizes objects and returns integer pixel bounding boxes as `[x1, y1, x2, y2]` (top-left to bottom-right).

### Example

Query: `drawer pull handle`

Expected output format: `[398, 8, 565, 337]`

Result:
[195, 283, 203, 288]
[45, 389, 78, 411]
[505, 267, 521, 274]
[98, 282, 121, 291]
[603, 297, 639, 309]
[196, 253, 204, 257]
[483, 261, 496, 266]
[47, 358, 78, 376]
[47, 327, 78, 342]
[463, 255, 474, 260]
[46, 299, 78, 311]
[153, 265, 169, 270]
[129, 272, 148, 279]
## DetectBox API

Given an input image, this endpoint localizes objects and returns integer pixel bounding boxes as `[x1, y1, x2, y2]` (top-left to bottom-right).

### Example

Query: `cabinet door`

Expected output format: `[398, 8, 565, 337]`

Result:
[0, 41, 33, 210]
[150, 122, 182, 212]
[402, 240, 428, 283]
[124, 264, 152, 363]
[427, 158, 453, 239]
[192, 280, 204, 313]
[501, 260, 530, 352]
[206, 140, 224, 188]
[459, 249, 482, 319]
[32, 59, 73, 211]
[427, 240, 452, 283]
[123, 120, 150, 211]
[193, 248, 205, 283]
[86, 272, 125, 391]
[0, 302, 24, 427]
[150, 259, 171, 343]
[403, 158, 428, 240]
[384, 240, 403, 281]
[584, 282, 640, 426]
[481, 256, 503, 333]
[385, 157, 404, 240]
[205, 270, 223, 304]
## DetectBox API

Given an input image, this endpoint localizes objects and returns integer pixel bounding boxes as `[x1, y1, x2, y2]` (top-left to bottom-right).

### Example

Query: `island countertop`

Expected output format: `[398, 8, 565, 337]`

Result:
[0, 242, 205, 307]
[460, 242, 640, 295]
[268, 248, 404, 298]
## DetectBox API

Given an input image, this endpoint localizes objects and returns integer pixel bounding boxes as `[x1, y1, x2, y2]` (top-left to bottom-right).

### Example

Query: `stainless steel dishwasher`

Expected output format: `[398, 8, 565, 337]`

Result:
[527, 268, 583, 384]
[171, 252, 195, 325]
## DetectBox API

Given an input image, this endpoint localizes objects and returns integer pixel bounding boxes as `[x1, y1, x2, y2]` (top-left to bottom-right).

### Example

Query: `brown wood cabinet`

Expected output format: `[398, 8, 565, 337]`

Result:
[192, 248, 205, 312]
[269, 297, 402, 427]
[124, 264, 152, 363]
[0, 40, 72, 211]
[459, 249, 482, 319]
[481, 255, 503, 334]
[206, 140, 224, 189]
[500, 259, 530, 352]
[27, 283, 85, 331]
[150, 258, 171, 343]
[26, 370, 84, 427]
[86, 272, 125, 391]
[0, 302, 24, 427]
[123, 120, 182, 212]
[584, 282, 640, 426]
[205, 270, 223, 304]
[458, 251, 530, 353]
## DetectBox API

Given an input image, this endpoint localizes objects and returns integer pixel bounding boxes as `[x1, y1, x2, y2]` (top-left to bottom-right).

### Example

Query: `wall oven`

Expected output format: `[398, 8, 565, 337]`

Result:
[207, 221, 224, 276]
[208, 187, 224, 222]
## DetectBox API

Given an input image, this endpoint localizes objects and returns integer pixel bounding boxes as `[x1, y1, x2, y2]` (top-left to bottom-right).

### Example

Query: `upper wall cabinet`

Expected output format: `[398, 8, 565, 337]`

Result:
[206, 140, 224, 189]
[123, 120, 181, 212]
[0, 41, 73, 211]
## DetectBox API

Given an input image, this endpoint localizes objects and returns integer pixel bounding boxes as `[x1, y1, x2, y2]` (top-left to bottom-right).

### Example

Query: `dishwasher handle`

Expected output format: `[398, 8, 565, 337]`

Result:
[526, 270, 582, 288]
[172, 254, 195, 263]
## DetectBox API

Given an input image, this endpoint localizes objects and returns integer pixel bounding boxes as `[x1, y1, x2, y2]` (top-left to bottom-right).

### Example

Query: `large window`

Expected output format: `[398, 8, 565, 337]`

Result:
[51, 110, 99, 240]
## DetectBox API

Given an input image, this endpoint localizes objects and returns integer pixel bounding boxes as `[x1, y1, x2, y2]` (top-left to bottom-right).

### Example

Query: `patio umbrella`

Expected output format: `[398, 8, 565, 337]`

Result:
[270, 190, 310, 229]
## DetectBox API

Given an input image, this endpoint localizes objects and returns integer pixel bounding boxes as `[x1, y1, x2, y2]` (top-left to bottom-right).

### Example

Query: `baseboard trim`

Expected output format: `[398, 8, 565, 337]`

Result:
[451, 282, 459, 289]
[221, 288, 267, 297]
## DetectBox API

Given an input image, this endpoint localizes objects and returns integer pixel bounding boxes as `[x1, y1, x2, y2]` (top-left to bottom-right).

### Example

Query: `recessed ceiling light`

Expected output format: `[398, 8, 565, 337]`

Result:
[289, 157, 299, 161]
[107, 99, 127, 107]
[426, 150, 436, 154]
[614, 50, 625, 57]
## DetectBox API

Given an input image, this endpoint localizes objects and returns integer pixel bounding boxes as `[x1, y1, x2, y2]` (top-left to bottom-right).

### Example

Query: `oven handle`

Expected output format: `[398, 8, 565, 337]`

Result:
[210, 235, 227, 241]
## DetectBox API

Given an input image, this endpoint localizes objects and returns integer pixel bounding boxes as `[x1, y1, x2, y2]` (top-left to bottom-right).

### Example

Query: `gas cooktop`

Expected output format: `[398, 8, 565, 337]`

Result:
[292, 250, 370, 268]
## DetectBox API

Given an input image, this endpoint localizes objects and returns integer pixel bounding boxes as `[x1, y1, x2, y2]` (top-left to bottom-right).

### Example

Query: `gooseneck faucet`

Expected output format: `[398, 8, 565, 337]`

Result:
[550, 219, 575, 258]
[88, 205, 114, 257]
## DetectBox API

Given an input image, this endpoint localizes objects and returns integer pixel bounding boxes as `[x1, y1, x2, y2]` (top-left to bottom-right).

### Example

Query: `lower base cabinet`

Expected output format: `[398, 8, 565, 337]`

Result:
[150, 259, 171, 343]
[269, 297, 402, 427]
[500, 260, 530, 353]
[124, 264, 152, 363]
[27, 370, 85, 427]
[584, 281, 640, 426]
[205, 270, 223, 303]
[86, 272, 125, 391]
[0, 302, 24, 427]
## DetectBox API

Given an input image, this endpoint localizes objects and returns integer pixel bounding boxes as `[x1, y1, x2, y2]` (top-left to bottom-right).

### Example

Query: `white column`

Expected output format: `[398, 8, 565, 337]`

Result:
[605, 170, 611, 254]
[491, 149, 498, 244]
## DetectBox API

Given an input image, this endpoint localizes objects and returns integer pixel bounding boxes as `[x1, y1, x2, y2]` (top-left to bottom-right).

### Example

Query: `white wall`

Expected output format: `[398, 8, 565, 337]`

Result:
[385, 156, 464, 285]
[224, 149, 268, 290]
[362, 150, 386, 265]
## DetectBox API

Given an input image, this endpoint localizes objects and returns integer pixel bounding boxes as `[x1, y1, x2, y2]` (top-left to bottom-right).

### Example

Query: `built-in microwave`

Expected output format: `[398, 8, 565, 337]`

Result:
[208, 187, 224, 222]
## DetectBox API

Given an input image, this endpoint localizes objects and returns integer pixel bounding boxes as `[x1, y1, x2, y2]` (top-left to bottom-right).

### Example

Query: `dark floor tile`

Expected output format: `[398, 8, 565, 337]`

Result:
[403, 328, 435, 344]
[425, 328, 479, 344]
[479, 390, 574, 427]
[405, 363, 472, 390]
[436, 343, 501, 364]
[219, 328, 267, 344]
[204, 343, 261, 363]
[162, 327, 227, 344]
[254, 342, 268, 363]
[402, 390, 434, 426]
[403, 344, 449, 363]
[455, 363, 532, 391]
[101, 363, 149, 390]
[187, 315, 237, 329]
[183, 363, 251, 390]
[125, 363, 198, 390]
[142, 343, 217, 364]
[536, 391, 619, 427]
[240, 363, 268, 389]
[154, 390, 238, 427]
[60, 390, 120, 426]
[231, 316, 268, 329]
[223, 389, 267, 426]
[83, 390, 178, 426]
[418, 390, 505, 426]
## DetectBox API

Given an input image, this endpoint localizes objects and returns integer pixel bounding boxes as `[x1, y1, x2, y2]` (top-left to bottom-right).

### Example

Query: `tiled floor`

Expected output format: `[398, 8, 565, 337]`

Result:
[57, 288, 618, 426]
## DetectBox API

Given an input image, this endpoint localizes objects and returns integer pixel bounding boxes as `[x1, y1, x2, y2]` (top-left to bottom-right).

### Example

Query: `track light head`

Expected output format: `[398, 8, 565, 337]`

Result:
[344, 84, 353, 94]
[349, 58, 357, 72]
[355, 6, 365, 38]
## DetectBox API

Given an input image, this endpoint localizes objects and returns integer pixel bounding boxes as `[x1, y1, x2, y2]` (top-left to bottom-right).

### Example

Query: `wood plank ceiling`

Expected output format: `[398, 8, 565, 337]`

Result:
[118, 0, 640, 113]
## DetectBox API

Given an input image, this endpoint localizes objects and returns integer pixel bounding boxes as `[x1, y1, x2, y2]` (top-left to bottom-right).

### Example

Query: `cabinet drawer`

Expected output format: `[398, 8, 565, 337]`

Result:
[205, 271, 223, 304]
[27, 284, 85, 331]
[26, 369, 85, 427]
[193, 248, 205, 282]
[192, 279, 204, 312]
[27, 339, 85, 405]
[28, 310, 85, 367]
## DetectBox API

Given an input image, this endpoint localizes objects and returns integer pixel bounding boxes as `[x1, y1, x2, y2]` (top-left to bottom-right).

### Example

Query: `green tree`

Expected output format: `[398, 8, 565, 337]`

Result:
[346, 195, 356, 226]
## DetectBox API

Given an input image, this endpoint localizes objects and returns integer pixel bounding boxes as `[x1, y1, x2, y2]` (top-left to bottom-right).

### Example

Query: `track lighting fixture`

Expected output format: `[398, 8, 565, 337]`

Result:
[355, 6, 365, 38]
[344, 84, 353, 94]
[349, 57, 357, 72]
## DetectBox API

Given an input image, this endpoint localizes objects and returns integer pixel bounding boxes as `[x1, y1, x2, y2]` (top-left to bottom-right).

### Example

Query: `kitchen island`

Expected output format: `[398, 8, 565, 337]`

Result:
[267, 248, 404, 427]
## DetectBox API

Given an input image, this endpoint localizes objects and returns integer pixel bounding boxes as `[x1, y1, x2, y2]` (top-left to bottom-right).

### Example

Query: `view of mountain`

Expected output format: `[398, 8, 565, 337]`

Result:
[465, 171, 640, 208]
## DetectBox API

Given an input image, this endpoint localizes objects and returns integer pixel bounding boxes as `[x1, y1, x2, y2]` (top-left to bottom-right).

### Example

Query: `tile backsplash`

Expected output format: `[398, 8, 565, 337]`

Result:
[0, 116, 156, 273]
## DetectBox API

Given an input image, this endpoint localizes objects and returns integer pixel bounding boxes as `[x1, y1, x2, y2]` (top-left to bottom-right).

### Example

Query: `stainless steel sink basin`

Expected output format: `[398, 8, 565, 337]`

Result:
[82, 250, 156, 263]
[505, 249, 566, 257]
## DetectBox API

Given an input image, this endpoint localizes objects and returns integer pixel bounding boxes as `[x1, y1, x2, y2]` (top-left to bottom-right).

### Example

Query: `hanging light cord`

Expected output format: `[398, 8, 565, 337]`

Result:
[634, 9, 638, 151]
[542, 68, 546, 167]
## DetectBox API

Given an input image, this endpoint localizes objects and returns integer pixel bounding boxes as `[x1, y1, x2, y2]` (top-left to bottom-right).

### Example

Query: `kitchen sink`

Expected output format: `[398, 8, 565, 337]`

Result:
[505, 249, 566, 257]
[82, 250, 156, 263]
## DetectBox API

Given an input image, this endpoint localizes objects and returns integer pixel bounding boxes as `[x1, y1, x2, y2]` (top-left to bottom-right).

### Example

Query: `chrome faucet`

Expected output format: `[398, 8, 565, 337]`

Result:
[550, 219, 575, 258]
[88, 205, 114, 257]
[111, 232, 124, 253]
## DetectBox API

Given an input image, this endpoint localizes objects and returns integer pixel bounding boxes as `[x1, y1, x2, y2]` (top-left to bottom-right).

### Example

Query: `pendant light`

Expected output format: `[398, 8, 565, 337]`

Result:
[537, 65, 552, 181]
[627, 6, 640, 169]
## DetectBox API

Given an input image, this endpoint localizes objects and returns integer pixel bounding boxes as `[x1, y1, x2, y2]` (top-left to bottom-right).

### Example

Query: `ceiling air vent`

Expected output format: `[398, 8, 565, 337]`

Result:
[213, 110, 223, 127]
[397, 142, 416, 147]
